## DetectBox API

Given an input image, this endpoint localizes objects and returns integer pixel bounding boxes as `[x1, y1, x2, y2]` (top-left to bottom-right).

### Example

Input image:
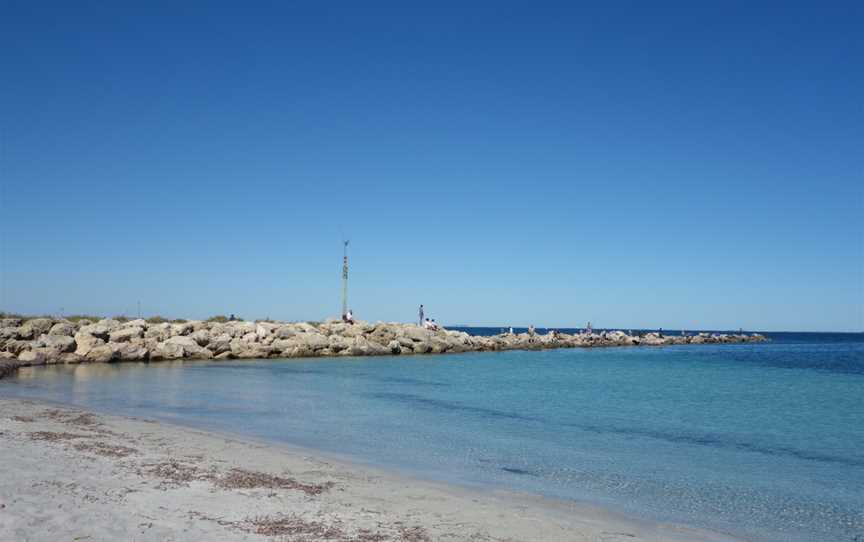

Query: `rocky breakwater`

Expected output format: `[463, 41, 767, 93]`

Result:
[0, 316, 767, 379]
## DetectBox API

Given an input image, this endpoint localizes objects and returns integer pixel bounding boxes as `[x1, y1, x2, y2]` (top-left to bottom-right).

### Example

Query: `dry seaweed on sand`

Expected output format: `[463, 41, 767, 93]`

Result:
[395, 524, 432, 542]
[140, 459, 218, 488]
[215, 467, 334, 495]
[73, 441, 138, 458]
[42, 409, 103, 428]
[240, 514, 346, 539]
[28, 431, 91, 442]
[64, 413, 102, 427]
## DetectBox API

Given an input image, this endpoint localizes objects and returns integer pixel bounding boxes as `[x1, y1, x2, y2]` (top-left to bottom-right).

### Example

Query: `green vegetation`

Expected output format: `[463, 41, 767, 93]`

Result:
[0, 312, 52, 322]
[206, 315, 229, 323]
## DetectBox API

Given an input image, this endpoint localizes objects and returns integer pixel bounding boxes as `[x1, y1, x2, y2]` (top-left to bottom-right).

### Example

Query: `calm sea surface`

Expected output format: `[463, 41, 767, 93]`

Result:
[2, 331, 862, 541]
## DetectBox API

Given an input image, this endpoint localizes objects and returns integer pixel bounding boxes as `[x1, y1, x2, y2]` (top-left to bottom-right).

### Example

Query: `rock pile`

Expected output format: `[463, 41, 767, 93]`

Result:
[0, 316, 766, 378]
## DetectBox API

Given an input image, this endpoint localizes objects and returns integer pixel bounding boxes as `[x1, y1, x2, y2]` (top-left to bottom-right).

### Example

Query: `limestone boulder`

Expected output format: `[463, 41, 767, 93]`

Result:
[287, 344, 316, 358]
[164, 335, 211, 358]
[4, 339, 33, 355]
[229, 339, 255, 357]
[327, 336, 351, 353]
[293, 322, 319, 334]
[152, 341, 184, 360]
[49, 322, 76, 336]
[18, 318, 54, 340]
[116, 343, 149, 361]
[411, 341, 433, 354]
[274, 325, 299, 339]
[347, 337, 389, 356]
[80, 323, 111, 341]
[428, 337, 451, 354]
[400, 326, 433, 343]
[86, 343, 120, 363]
[231, 322, 257, 336]
[0, 317, 23, 328]
[208, 334, 232, 354]
[191, 320, 209, 332]
[74, 330, 106, 356]
[145, 323, 172, 341]
[256, 322, 278, 338]
[109, 326, 144, 343]
[190, 329, 211, 347]
[231, 341, 271, 359]
[38, 334, 76, 354]
[271, 338, 299, 354]
[297, 332, 329, 351]
[18, 350, 47, 365]
[96, 319, 123, 332]
[369, 325, 397, 345]
[171, 322, 194, 336]
[396, 336, 414, 349]
[58, 353, 83, 364]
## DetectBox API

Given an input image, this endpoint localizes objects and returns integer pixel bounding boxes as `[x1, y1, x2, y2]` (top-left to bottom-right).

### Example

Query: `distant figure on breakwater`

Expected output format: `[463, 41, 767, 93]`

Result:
[343, 310, 354, 325]
[418, 305, 424, 326]
[528, 325, 536, 343]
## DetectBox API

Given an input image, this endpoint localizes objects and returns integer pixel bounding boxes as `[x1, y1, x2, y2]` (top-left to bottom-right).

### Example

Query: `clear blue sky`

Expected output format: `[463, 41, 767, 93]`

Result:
[1, 1, 862, 331]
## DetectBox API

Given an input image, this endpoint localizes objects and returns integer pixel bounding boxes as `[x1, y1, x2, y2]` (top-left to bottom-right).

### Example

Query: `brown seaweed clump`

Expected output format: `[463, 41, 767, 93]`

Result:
[215, 468, 334, 496]
[141, 459, 217, 488]
[28, 431, 90, 442]
[241, 514, 345, 539]
[73, 441, 138, 458]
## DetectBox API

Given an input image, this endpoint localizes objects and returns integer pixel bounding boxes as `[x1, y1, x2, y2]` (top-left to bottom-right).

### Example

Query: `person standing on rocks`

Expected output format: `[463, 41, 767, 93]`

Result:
[418, 305, 424, 327]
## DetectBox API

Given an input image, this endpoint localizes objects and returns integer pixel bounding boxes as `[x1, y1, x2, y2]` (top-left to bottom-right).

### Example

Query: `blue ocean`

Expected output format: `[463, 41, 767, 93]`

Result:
[2, 331, 862, 541]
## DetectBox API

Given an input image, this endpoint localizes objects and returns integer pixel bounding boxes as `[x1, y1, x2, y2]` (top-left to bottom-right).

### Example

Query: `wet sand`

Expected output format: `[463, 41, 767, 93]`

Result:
[0, 397, 742, 541]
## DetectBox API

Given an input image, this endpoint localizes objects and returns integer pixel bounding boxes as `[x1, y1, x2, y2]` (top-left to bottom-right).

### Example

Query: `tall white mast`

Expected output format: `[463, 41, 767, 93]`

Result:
[341, 240, 349, 318]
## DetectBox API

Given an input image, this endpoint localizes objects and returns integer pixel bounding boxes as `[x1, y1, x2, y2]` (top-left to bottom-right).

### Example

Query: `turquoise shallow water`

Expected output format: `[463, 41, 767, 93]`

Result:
[2, 333, 862, 541]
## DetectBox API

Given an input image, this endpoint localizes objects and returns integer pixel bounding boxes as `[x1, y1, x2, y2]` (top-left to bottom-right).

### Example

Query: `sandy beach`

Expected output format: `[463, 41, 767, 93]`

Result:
[0, 397, 742, 542]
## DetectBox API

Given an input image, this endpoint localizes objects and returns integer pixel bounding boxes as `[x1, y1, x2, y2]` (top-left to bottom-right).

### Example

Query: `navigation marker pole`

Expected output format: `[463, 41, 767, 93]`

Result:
[341, 240, 350, 318]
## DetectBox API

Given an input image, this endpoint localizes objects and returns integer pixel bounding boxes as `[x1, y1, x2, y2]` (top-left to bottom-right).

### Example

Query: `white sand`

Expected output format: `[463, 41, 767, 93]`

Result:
[0, 397, 742, 541]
